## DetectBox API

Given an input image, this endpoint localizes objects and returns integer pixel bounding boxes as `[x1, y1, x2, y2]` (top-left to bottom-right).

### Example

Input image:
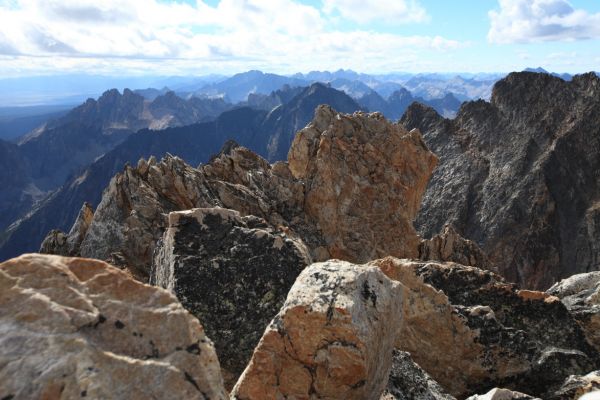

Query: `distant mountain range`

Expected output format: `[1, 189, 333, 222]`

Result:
[0, 88, 232, 236]
[0, 68, 588, 260]
[0, 83, 362, 260]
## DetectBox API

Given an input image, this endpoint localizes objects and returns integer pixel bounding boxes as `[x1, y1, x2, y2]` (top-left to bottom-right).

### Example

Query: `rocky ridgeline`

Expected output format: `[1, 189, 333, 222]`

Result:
[4, 81, 599, 399]
[403, 72, 600, 290]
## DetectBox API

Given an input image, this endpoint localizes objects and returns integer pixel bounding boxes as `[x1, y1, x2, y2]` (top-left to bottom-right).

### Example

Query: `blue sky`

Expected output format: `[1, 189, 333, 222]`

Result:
[0, 0, 598, 76]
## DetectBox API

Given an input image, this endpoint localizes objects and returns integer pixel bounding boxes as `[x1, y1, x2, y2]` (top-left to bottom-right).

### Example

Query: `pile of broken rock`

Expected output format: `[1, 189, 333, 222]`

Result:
[3, 107, 600, 399]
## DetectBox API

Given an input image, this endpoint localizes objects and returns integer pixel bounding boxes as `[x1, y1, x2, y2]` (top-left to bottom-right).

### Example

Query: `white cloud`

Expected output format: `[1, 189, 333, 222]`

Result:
[0, 0, 461, 76]
[488, 0, 600, 43]
[322, 0, 428, 24]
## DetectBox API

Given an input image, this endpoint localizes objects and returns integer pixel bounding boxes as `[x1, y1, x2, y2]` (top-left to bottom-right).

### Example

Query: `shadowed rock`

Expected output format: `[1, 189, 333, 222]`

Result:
[151, 207, 311, 384]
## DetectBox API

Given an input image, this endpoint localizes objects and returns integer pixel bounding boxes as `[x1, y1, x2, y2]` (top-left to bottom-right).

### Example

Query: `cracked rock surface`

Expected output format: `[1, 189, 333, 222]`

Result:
[0, 254, 227, 400]
[231, 260, 403, 400]
[403, 72, 600, 290]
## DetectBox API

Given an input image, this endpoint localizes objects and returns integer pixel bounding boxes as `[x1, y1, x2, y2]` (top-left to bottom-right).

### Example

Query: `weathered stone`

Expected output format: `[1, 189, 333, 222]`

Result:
[231, 260, 403, 400]
[289, 105, 437, 261]
[403, 72, 600, 289]
[550, 371, 600, 400]
[0, 254, 227, 400]
[372, 257, 599, 398]
[380, 350, 456, 400]
[40, 202, 94, 256]
[47, 107, 437, 282]
[548, 272, 600, 352]
[151, 207, 311, 385]
[466, 388, 539, 400]
[419, 224, 491, 269]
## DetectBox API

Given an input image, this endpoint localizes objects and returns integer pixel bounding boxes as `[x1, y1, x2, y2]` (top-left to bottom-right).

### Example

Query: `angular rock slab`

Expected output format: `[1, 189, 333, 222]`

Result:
[152, 207, 311, 381]
[372, 257, 599, 398]
[0, 254, 227, 400]
[231, 260, 403, 400]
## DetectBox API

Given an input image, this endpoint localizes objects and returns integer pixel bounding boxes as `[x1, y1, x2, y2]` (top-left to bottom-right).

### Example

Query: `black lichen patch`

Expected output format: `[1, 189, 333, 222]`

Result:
[162, 212, 309, 376]
[80, 390, 87, 397]
[1, 395, 15, 400]
[114, 320, 125, 329]
[362, 281, 377, 307]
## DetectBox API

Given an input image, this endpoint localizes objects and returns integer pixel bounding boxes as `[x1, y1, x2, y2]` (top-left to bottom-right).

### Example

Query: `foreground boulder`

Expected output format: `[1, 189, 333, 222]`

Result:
[0, 254, 227, 399]
[403, 72, 600, 289]
[374, 258, 599, 398]
[152, 207, 311, 383]
[42, 106, 437, 280]
[231, 260, 403, 400]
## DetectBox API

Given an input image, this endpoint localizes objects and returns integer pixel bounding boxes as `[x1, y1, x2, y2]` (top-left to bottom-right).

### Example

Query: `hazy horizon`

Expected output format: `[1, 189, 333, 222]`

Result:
[0, 0, 599, 78]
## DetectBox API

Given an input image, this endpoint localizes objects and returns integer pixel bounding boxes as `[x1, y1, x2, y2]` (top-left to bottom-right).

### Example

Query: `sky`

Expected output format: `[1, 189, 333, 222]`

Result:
[0, 0, 599, 77]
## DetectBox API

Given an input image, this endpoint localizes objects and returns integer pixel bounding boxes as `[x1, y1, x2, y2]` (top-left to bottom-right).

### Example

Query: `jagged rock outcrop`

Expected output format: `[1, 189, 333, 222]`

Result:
[380, 350, 455, 400]
[0, 86, 363, 261]
[40, 202, 93, 256]
[0, 254, 227, 399]
[418, 224, 491, 269]
[231, 260, 403, 400]
[151, 207, 311, 383]
[372, 257, 599, 398]
[42, 106, 437, 281]
[402, 72, 600, 289]
[547, 272, 600, 352]
[289, 105, 437, 261]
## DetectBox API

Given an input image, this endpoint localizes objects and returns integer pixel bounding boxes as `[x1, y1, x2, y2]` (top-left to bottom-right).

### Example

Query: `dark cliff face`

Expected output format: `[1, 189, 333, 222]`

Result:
[402, 71, 600, 289]
[0, 140, 36, 233]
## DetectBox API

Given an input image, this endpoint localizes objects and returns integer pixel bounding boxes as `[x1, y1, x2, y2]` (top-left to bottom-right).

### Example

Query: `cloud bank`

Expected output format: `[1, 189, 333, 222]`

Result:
[0, 0, 460, 76]
[489, 0, 600, 43]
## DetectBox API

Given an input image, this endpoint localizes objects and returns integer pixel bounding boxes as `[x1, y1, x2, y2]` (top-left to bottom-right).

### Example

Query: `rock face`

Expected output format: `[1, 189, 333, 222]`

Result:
[547, 272, 600, 352]
[41, 106, 436, 281]
[151, 207, 311, 381]
[231, 260, 403, 400]
[380, 350, 455, 400]
[289, 105, 437, 261]
[0, 254, 227, 399]
[402, 72, 600, 289]
[372, 257, 599, 398]
[40, 202, 94, 256]
[418, 224, 491, 269]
